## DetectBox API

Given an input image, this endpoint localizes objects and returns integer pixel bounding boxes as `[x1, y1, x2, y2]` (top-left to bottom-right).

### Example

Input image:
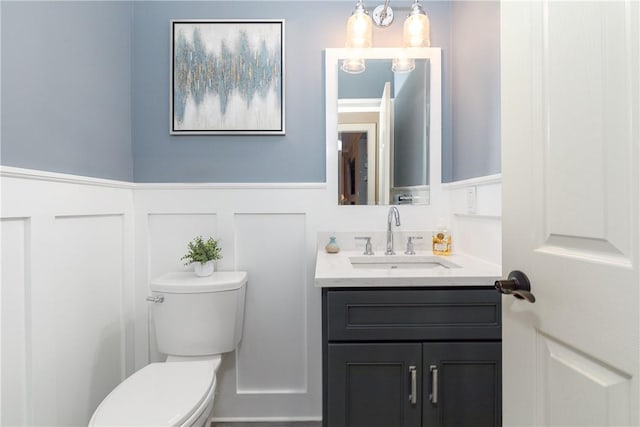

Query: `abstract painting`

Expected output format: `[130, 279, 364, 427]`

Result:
[171, 20, 285, 135]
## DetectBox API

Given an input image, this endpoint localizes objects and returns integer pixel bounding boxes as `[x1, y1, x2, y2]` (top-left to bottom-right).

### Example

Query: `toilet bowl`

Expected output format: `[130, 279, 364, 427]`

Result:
[90, 271, 247, 427]
[89, 356, 220, 427]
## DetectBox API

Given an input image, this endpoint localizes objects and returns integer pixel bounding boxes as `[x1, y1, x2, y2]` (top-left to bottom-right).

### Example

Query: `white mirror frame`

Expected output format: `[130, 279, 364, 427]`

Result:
[325, 47, 442, 207]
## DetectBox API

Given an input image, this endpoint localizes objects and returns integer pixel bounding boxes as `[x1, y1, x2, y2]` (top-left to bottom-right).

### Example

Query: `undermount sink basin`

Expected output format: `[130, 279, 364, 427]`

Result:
[349, 255, 461, 270]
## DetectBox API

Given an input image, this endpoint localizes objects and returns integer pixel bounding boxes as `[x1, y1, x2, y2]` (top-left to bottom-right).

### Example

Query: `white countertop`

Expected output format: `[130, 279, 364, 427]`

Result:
[314, 249, 501, 288]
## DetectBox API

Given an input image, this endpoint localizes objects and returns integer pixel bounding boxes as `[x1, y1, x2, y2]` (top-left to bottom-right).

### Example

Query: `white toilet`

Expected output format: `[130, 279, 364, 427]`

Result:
[89, 271, 247, 427]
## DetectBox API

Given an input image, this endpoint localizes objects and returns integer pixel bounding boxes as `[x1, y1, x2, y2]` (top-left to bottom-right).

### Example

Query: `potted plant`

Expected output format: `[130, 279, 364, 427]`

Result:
[181, 236, 222, 277]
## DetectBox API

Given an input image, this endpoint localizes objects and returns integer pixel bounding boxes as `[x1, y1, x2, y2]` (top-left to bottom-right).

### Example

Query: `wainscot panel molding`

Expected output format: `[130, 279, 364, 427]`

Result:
[443, 175, 502, 265]
[0, 166, 135, 189]
[135, 182, 327, 190]
[0, 169, 135, 426]
[134, 186, 328, 420]
[442, 173, 502, 190]
[234, 213, 308, 394]
[2, 167, 502, 422]
[1, 217, 29, 426]
[134, 182, 452, 420]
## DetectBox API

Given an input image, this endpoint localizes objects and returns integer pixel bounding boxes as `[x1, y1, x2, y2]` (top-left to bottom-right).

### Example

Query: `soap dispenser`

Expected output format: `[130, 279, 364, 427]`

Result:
[432, 220, 451, 256]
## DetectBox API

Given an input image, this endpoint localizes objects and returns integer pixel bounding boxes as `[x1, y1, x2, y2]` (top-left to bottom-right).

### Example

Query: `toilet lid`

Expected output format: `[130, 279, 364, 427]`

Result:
[151, 271, 248, 294]
[90, 360, 217, 426]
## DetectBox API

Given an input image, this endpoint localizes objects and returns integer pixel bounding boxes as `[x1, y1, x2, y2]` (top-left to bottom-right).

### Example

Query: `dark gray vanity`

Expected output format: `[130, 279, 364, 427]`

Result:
[321, 44, 503, 425]
[322, 286, 501, 427]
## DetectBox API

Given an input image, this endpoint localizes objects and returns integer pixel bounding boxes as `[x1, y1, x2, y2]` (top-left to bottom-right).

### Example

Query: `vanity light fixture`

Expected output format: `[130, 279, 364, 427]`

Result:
[345, 0, 373, 49]
[404, 0, 431, 48]
[342, 56, 367, 74]
[343, 0, 373, 73]
[372, 0, 394, 27]
[392, 0, 430, 72]
[391, 54, 415, 73]
[343, 0, 431, 74]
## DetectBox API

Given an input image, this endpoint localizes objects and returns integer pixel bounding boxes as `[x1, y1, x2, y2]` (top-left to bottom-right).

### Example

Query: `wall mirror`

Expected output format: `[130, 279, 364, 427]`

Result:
[325, 48, 442, 206]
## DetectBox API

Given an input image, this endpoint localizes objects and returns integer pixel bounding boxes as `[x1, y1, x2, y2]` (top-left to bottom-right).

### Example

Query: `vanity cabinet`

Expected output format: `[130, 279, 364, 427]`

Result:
[322, 287, 502, 427]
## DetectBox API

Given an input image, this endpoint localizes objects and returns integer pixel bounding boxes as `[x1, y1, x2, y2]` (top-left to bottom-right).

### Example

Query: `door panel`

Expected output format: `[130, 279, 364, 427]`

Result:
[541, 1, 634, 262]
[536, 332, 631, 426]
[501, 1, 639, 425]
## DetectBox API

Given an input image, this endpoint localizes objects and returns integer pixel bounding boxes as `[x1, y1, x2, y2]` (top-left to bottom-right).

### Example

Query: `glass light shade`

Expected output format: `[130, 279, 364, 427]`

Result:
[346, 7, 373, 48]
[404, 9, 431, 47]
[342, 57, 366, 74]
[392, 57, 415, 73]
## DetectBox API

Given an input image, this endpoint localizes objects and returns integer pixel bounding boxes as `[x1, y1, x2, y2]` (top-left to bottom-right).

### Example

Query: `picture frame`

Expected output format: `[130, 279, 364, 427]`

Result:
[170, 19, 285, 135]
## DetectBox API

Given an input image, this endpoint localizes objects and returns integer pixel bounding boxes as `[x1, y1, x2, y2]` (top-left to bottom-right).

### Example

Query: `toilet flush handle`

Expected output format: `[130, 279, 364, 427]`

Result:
[146, 295, 164, 303]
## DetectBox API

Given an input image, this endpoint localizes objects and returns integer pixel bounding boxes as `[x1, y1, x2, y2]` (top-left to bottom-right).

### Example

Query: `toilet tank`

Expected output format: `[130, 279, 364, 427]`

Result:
[149, 271, 247, 356]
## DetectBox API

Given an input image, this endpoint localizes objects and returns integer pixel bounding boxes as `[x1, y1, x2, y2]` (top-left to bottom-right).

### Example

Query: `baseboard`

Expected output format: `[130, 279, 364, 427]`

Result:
[209, 416, 322, 422]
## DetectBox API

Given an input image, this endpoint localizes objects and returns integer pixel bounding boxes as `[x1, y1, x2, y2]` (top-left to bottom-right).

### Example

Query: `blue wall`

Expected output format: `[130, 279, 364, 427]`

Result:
[338, 59, 395, 99]
[1, 1, 134, 182]
[394, 60, 429, 187]
[450, 1, 501, 181]
[1, 1, 499, 183]
[131, 1, 453, 183]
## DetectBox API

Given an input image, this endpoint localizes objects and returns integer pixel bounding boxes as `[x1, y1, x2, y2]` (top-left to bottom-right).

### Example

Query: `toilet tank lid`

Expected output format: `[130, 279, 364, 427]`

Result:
[151, 271, 248, 293]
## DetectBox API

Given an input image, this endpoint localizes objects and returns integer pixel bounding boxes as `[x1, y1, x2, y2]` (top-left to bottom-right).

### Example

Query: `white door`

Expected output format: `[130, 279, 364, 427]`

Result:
[378, 82, 392, 205]
[338, 123, 377, 204]
[501, 1, 639, 426]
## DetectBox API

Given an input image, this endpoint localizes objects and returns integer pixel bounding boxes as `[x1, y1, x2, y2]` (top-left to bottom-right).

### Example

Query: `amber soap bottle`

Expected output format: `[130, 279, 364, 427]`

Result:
[432, 223, 451, 255]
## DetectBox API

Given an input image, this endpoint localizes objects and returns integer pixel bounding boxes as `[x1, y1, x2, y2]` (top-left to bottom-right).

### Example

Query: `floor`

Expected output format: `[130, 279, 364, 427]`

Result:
[212, 423, 321, 427]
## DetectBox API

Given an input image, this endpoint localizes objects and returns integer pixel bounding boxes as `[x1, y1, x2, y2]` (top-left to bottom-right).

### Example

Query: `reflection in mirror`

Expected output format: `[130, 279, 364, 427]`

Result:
[337, 59, 430, 205]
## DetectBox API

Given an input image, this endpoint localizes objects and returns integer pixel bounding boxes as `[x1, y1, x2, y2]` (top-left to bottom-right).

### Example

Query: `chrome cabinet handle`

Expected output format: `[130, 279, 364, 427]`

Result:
[409, 365, 417, 405]
[429, 365, 438, 404]
[146, 295, 164, 303]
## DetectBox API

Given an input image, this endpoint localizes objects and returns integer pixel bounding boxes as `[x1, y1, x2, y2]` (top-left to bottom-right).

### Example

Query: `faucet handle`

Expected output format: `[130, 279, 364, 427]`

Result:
[355, 236, 374, 255]
[405, 236, 424, 255]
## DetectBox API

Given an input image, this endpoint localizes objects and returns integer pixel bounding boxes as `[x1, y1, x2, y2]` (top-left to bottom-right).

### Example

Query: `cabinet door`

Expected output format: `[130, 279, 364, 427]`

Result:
[327, 343, 422, 427]
[422, 342, 501, 427]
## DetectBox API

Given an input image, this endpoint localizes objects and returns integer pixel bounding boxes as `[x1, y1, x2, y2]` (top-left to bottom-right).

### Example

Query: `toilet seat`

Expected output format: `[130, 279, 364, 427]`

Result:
[89, 356, 221, 427]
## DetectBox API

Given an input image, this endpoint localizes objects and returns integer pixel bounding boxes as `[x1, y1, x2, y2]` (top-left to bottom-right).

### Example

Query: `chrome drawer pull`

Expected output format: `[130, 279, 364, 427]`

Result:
[409, 365, 417, 405]
[429, 365, 438, 404]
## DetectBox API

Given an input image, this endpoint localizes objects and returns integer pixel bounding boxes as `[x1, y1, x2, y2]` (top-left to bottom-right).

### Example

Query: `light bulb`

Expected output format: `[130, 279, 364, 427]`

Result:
[353, 15, 368, 34]
[346, 2, 373, 49]
[403, 2, 431, 47]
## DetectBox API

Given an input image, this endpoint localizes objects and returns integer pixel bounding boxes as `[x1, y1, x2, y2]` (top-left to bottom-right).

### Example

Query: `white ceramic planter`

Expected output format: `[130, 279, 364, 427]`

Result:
[194, 260, 215, 277]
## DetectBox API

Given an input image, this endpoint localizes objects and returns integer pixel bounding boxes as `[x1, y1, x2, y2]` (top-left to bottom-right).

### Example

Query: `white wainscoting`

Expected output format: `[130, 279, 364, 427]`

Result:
[133, 183, 454, 420]
[234, 213, 307, 394]
[1, 167, 502, 423]
[1, 217, 29, 426]
[443, 174, 502, 265]
[134, 185, 329, 420]
[1, 168, 135, 426]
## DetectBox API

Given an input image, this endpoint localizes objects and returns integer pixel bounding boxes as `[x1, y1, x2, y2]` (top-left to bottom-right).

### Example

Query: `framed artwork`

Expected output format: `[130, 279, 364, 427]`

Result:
[170, 20, 285, 135]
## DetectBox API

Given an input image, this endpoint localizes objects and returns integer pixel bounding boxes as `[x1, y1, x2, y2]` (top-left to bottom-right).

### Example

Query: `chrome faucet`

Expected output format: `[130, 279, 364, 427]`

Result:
[385, 206, 401, 255]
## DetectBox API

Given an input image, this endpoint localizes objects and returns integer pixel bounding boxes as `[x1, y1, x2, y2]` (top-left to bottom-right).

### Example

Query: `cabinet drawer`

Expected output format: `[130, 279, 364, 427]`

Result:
[326, 288, 500, 341]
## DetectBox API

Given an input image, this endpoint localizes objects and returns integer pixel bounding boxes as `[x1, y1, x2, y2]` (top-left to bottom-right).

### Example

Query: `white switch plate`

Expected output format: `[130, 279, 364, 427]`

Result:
[466, 187, 477, 214]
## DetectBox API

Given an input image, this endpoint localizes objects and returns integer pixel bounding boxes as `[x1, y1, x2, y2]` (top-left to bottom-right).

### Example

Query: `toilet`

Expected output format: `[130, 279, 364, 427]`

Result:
[89, 271, 247, 427]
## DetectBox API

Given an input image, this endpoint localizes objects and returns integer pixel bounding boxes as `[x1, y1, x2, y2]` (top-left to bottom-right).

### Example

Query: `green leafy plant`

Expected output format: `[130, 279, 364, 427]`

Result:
[181, 236, 222, 265]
